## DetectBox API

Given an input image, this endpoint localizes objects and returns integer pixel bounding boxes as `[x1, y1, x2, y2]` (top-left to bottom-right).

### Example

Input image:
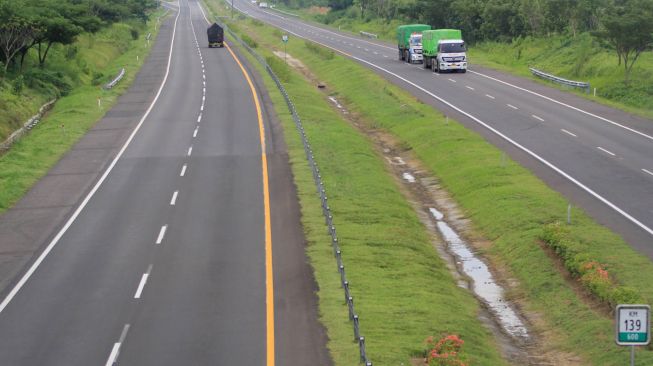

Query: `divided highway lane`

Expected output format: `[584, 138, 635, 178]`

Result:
[0, 0, 330, 365]
[230, 0, 653, 257]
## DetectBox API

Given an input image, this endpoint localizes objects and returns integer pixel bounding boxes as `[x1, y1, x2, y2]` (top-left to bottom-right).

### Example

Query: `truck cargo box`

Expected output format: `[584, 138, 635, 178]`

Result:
[207, 23, 224, 48]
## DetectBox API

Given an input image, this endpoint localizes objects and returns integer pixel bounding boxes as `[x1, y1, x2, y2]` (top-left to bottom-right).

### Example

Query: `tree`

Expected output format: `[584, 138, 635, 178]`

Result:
[594, 0, 653, 82]
[0, 1, 36, 73]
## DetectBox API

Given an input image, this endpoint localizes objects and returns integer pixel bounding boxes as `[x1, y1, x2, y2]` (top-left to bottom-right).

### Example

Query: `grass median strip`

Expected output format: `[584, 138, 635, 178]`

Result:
[206, 4, 653, 364]
[206, 3, 508, 365]
[0, 10, 166, 214]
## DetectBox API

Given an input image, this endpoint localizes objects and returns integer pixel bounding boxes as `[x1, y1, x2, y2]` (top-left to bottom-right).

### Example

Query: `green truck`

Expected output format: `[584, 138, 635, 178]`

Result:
[396, 24, 431, 63]
[422, 29, 467, 73]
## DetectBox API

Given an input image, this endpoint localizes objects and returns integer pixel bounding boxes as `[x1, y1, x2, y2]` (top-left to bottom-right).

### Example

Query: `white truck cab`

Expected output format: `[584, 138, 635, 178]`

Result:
[408, 33, 423, 64]
[437, 40, 467, 72]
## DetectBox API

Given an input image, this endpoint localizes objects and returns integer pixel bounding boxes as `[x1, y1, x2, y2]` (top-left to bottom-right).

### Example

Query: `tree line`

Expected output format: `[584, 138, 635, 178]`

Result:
[289, 0, 653, 78]
[0, 0, 158, 74]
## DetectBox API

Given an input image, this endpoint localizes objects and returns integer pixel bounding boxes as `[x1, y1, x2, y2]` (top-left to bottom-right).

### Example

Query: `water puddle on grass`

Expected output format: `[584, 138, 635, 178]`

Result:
[435, 219, 529, 339]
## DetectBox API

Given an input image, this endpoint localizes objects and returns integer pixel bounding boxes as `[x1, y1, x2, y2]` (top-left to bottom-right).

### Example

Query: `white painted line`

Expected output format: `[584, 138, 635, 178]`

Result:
[0, 7, 183, 315]
[364, 48, 369, 51]
[373, 51, 378, 55]
[200, 104, 204, 111]
[532, 115, 544, 122]
[468, 70, 653, 142]
[485, 94, 495, 99]
[105, 324, 130, 366]
[170, 191, 178, 205]
[187, 146, 193, 156]
[643, 169, 653, 177]
[202, 95, 205, 103]
[134, 267, 152, 298]
[197, 113, 202, 123]
[203, 81, 206, 87]
[356, 46, 361, 49]
[156, 225, 168, 244]
[203, 74, 205, 80]
[180, 164, 187, 177]
[105, 343, 121, 366]
[466, 86, 475, 90]
[383, 55, 388, 58]
[448, 78, 456, 83]
[193, 128, 198, 138]
[597, 147, 616, 156]
[203, 87, 206, 94]
[561, 129, 577, 137]
[507, 104, 518, 110]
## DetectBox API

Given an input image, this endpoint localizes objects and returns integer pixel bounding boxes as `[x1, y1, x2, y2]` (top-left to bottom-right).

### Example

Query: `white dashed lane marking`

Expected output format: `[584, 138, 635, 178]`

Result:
[532, 115, 544, 122]
[155, 225, 167, 244]
[561, 129, 577, 137]
[597, 147, 616, 156]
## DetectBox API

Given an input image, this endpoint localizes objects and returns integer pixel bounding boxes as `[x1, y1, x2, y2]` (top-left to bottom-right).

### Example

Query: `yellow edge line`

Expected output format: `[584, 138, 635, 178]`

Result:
[224, 42, 275, 366]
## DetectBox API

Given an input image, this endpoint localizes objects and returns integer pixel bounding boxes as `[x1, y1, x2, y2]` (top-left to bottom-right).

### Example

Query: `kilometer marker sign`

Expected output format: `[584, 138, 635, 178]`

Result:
[616, 304, 650, 345]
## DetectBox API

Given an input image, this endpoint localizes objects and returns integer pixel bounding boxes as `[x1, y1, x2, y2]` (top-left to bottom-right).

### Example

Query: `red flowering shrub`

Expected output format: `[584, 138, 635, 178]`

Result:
[425, 334, 467, 366]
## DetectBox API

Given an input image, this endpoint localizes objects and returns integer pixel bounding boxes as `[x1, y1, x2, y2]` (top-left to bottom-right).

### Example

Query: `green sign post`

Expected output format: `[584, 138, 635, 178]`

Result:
[616, 304, 650, 366]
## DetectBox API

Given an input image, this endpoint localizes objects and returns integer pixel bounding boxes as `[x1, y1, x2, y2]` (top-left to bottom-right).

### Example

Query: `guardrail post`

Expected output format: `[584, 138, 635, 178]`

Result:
[353, 314, 360, 340]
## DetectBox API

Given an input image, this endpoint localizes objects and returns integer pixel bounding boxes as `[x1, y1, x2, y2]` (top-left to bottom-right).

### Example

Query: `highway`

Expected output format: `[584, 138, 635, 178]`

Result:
[229, 0, 653, 258]
[0, 0, 330, 365]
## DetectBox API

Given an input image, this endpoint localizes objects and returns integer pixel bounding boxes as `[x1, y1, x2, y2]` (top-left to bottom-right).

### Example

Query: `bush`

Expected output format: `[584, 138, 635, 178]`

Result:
[12, 76, 24, 95]
[240, 33, 258, 48]
[540, 223, 644, 307]
[25, 70, 73, 96]
[130, 27, 140, 40]
[304, 40, 334, 60]
[265, 56, 292, 83]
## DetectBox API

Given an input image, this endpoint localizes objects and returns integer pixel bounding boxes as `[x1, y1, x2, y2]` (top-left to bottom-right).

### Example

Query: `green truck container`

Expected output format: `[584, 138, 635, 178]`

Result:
[396, 24, 431, 62]
[422, 29, 467, 73]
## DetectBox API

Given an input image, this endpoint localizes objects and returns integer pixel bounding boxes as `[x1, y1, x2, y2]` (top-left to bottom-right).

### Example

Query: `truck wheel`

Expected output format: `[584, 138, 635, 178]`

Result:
[405, 50, 410, 63]
[398, 49, 403, 61]
[423, 57, 429, 69]
[461, 69, 467, 74]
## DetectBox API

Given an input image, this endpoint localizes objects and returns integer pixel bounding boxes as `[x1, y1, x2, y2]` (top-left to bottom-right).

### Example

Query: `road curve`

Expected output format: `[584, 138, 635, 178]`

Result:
[228, 0, 653, 258]
[0, 0, 330, 364]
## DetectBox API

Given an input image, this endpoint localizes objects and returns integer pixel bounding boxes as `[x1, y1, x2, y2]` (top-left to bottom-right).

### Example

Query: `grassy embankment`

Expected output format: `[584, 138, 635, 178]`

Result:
[0, 10, 167, 213]
[207, 3, 653, 365]
[206, 2, 508, 366]
[278, 8, 653, 120]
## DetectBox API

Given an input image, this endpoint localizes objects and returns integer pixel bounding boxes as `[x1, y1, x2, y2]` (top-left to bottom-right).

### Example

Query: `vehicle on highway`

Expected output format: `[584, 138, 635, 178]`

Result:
[259, 2, 268, 8]
[422, 29, 467, 73]
[207, 23, 224, 48]
[396, 24, 431, 63]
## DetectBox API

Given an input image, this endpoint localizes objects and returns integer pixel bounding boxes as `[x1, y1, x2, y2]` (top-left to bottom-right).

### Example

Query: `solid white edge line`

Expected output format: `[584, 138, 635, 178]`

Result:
[133, 273, 150, 298]
[561, 129, 577, 137]
[226, 0, 653, 237]
[105, 343, 121, 366]
[180, 164, 187, 177]
[468, 69, 653, 142]
[156, 225, 168, 244]
[642, 169, 653, 177]
[170, 190, 178, 205]
[597, 147, 616, 156]
[0, 7, 182, 315]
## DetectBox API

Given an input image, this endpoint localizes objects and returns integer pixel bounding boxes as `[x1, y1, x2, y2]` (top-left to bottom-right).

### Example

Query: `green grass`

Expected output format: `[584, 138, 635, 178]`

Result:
[206, 2, 508, 365]
[206, 3, 653, 364]
[0, 11, 166, 213]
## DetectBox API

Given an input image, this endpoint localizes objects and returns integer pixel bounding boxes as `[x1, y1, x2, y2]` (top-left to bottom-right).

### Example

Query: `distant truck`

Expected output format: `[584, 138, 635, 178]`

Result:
[207, 23, 224, 48]
[396, 24, 431, 63]
[422, 29, 467, 73]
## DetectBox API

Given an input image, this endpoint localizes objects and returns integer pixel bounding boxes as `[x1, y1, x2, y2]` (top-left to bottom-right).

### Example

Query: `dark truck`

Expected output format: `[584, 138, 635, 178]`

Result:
[207, 23, 224, 48]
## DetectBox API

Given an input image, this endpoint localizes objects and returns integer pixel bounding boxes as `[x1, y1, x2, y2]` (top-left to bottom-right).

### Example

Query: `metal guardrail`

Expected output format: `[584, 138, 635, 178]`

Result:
[0, 99, 57, 152]
[359, 31, 378, 39]
[215, 16, 373, 366]
[269, 7, 300, 17]
[104, 68, 126, 90]
[529, 67, 590, 94]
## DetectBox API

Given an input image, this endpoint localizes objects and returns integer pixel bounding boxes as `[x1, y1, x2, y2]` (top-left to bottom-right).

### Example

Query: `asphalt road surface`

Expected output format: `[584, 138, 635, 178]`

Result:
[227, 0, 653, 259]
[0, 1, 331, 365]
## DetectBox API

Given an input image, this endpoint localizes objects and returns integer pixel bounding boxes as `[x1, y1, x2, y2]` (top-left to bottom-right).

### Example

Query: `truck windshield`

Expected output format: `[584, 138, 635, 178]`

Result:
[410, 36, 422, 46]
[439, 42, 466, 53]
